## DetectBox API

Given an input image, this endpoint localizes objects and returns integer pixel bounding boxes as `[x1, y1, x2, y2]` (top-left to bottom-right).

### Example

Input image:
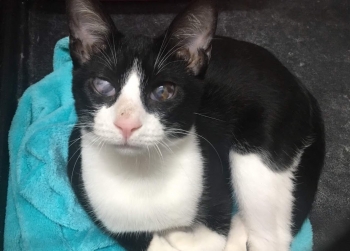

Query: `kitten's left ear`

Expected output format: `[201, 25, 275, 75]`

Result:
[166, 0, 218, 76]
[66, 0, 120, 67]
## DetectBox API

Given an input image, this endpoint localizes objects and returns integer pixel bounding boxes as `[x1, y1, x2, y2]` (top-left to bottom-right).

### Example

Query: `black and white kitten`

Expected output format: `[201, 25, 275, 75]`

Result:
[66, 0, 325, 250]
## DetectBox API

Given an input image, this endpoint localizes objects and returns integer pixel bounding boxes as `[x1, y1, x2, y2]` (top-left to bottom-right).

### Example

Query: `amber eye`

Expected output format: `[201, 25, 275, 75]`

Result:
[150, 83, 176, 101]
[92, 79, 115, 97]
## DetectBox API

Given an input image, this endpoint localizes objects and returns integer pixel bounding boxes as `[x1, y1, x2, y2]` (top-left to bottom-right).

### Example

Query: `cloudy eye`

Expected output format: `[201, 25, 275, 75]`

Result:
[150, 83, 176, 101]
[92, 79, 115, 97]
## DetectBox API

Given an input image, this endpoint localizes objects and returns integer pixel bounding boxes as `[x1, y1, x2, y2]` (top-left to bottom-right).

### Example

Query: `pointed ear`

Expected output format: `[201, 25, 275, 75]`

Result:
[66, 0, 119, 67]
[167, 0, 218, 76]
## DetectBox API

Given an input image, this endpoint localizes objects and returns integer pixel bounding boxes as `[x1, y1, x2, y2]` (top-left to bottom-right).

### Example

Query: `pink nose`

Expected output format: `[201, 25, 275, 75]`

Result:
[114, 117, 142, 140]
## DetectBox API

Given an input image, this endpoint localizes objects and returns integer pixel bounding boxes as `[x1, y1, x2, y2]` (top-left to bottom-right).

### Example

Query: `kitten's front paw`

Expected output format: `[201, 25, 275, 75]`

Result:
[224, 215, 248, 251]
[147, 234, 180, 251]
[165, 225, 226, 251]
[165, 230, 195, 249]
[224, 242, 247, 251]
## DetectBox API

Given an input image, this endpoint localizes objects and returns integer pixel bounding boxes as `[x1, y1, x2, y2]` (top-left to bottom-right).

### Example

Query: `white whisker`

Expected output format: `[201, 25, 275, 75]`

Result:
[156, 41, 185, 71]
[153, 28, 171, 73]
[194, 112, 225, 122]
[155, 60, 185, 75]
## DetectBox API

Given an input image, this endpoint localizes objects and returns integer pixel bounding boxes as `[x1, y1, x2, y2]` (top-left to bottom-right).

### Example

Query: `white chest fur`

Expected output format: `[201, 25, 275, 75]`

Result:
[80, 133, 204, 233]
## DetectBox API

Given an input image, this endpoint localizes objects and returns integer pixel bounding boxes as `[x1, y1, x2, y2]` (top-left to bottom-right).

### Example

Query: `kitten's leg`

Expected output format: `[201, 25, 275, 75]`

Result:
[229, 152, 294, 251]
[224, 214, 248, 251]
[147, 234, 180, 251]
[113, 232, 178, 251]
[165, 224, 227, 251]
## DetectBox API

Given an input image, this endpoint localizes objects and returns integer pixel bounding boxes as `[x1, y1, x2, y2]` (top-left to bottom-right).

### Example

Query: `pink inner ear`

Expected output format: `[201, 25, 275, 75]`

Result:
[80, 25, 108, 46]
[68, 0, 115, 65]
[166, 2, 216, 75]
[187, 33, 212, 56]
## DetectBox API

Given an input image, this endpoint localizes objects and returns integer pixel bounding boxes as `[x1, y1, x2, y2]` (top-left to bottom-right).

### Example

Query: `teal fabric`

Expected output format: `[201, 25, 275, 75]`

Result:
[4, 37, 313, 251]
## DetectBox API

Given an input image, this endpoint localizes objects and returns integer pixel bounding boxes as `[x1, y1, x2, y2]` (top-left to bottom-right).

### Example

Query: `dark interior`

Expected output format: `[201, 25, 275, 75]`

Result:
[1, 0, 349, 250]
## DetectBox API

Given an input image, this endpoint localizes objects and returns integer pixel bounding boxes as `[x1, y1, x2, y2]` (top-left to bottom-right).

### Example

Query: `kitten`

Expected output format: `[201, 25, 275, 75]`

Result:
[66, 0, 325, 250]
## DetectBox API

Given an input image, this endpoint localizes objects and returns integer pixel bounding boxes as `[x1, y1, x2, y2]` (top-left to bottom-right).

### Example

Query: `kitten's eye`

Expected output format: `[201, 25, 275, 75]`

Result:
[92, 79, 115, 97]
[150, 83, 176, 101]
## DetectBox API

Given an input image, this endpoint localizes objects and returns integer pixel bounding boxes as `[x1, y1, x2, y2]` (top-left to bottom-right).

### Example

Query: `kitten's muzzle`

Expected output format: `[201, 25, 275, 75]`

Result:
[114, 115, 143, 141]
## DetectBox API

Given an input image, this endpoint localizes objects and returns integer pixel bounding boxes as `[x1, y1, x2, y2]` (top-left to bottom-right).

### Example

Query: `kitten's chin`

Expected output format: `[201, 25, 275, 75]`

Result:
[112, 144, 147, 156]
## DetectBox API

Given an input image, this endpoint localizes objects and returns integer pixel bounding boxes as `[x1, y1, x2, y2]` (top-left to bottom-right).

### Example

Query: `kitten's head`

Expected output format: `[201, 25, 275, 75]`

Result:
[67, 0, 217, 155]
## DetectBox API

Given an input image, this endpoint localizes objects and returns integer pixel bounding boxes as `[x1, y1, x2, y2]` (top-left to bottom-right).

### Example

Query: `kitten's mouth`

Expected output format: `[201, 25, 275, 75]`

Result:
[115, 143, 143, 151]
[113, 143, 145, 154]
[115, 143, 142, 150]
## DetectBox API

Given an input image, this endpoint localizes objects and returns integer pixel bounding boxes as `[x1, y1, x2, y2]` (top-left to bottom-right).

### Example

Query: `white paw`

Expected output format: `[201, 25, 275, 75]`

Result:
[165, 225, 226, 251]
[224, 242, 247, 251]
[147, 234, 180, 251]
[166, 230, 196, 249]
[224, 215, 248, 251]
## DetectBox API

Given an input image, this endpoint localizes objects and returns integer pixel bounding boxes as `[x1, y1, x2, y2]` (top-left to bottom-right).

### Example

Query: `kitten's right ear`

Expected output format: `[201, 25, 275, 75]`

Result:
[163, 0, 218, 76]
[66, 0, 120, 67]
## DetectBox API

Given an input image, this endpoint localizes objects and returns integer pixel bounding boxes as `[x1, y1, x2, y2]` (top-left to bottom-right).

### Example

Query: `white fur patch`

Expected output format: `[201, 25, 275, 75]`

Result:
[165, 224, 227, 251]
[229, 152, 296, 251]
[92, 64, 164, 153]
[81, 130, 204, 233]
[225, 214, 248, 251]
[147, 235, 179, 251]
[81, 62, 204, 233]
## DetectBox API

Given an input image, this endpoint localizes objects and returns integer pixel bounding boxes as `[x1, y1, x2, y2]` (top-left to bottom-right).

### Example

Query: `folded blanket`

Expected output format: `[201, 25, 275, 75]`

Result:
[4, 37, 313, 251]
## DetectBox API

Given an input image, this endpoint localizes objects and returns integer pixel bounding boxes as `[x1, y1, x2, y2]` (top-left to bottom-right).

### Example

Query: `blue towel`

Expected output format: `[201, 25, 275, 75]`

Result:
[5, 37, 313, 251]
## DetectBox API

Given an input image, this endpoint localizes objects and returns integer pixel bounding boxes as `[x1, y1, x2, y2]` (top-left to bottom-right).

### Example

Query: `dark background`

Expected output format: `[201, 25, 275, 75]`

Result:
[1, 0, 349, 250]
